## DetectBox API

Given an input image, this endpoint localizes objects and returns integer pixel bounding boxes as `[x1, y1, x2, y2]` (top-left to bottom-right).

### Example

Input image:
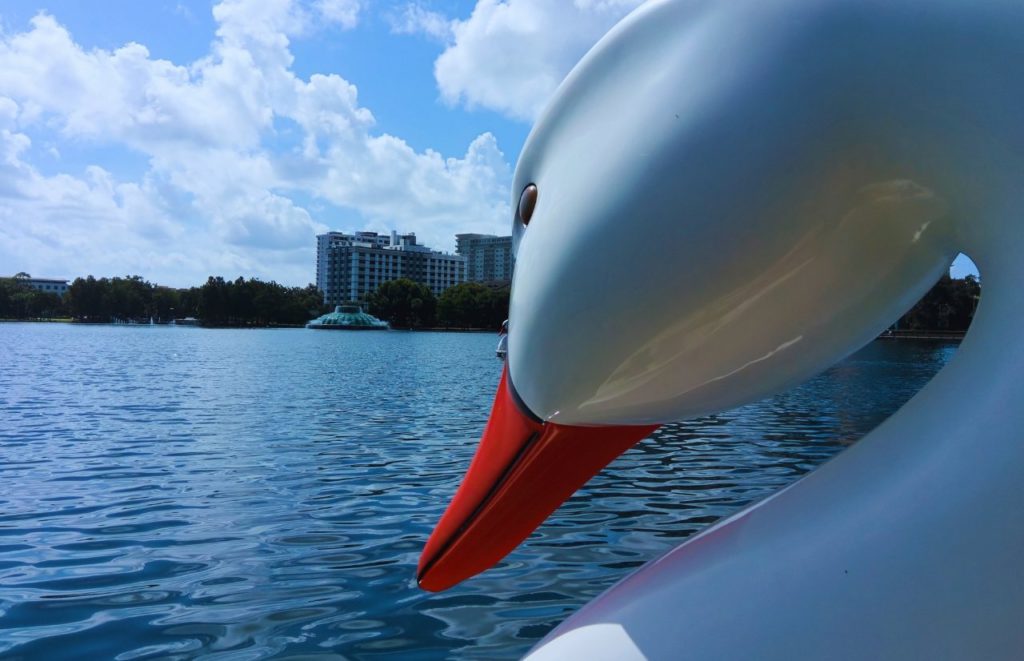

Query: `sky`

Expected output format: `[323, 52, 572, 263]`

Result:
[0, 0, 975, 287]
[0, 0, 647, 287]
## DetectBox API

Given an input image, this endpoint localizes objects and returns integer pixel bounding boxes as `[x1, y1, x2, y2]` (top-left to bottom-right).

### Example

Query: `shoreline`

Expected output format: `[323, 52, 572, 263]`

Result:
[0, 319, 969, 339]
[0, 319, 498, 333]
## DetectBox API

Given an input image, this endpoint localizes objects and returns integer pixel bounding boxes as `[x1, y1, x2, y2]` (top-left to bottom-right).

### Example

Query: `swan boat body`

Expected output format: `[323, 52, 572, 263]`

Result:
[419, 0, 1024, 657]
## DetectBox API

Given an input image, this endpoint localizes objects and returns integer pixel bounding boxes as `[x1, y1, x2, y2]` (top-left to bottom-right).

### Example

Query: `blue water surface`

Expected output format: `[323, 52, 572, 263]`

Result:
[0, 324, 957, 659]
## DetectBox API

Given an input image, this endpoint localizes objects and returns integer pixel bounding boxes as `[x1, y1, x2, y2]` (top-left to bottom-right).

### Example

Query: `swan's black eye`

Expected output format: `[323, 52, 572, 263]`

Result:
[519, 184, 538, 226]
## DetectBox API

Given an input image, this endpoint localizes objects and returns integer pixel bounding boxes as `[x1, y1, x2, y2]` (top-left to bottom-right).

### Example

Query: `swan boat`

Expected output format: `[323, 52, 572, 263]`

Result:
[419, 0, 1024, 657]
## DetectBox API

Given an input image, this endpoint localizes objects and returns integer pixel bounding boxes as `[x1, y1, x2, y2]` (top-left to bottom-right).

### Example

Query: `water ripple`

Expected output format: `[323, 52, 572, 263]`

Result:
[0, 323, 956, 659]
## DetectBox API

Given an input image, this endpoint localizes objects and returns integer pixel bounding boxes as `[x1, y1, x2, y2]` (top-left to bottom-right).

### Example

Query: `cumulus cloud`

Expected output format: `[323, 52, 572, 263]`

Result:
[388, 4, 454, 43]
[0, 97, 18, 124]
[316, 0, 363, 29]
[0, 129, 210, 284]
[434, 0, 646, 120]
[0, 0, 511, 286]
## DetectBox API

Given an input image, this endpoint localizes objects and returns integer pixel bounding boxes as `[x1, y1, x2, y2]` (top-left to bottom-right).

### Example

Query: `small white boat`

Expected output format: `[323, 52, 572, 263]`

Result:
[495, 320, 508, 359]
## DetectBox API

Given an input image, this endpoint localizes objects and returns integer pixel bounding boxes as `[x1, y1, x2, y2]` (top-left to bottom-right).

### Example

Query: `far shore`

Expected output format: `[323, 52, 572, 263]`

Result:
[1, 319, 966, 339]
[0, 318, 497, 333]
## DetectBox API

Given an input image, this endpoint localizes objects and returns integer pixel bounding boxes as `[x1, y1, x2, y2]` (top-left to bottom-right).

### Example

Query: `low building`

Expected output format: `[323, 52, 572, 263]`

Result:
[455, 234, 513, 283]
[12, 277, 70, 297]
[316, 231, 466, 306]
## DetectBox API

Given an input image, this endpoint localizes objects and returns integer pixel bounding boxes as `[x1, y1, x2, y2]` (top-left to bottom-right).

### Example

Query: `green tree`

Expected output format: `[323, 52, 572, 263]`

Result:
[0, 277, 66, 319]
[437, 282, 510, 329]
[198, 276, 229, 325]
[190, 277, 324, 326]
[898, 274, 981, 332]
[106, 275, 151, 320]
[151, 286, 181, 322]
[364, 278, 437, 328]
[60, 274, 321, 326]
[0, 281, 10, 318]
[67, 276, 107, 321]
[283, 283, 327, 325]
[66, 276, 153, 322]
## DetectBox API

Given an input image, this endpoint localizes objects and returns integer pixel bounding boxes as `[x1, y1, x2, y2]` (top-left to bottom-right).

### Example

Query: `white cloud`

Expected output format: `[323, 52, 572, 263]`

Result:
[0, 129, 31, 171]
[314, 131, 510, 236]
[434, 0, 646, 121]
[0, 0, 511, 286]
[174, 2, 197, 22]
[0, 129, 205, 283]
[389, 4, 454, 42]
[0, 14, 266, 149]
[212, 0, 362, 46]
[0, 97, 18, 125]
[316, 0, 363, 29]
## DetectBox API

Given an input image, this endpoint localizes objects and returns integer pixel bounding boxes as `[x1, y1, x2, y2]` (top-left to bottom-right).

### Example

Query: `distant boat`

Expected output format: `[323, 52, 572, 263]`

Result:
[496, 319, 508, 359]
[306, 305, 389, 330]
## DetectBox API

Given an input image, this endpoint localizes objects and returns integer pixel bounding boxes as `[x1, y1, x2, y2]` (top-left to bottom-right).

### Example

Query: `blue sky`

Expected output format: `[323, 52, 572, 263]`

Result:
[0, 0, 646, 286]
[1, 0, 527, 172]
[0, 0, 976, 286]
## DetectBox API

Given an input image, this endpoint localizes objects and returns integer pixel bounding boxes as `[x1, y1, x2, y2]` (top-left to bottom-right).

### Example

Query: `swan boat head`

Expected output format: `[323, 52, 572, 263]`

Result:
[418, 0, 1023, 620]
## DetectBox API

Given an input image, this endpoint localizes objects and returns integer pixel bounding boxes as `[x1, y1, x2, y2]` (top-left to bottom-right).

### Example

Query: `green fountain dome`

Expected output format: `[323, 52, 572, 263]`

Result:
[307, 304, 389, 330]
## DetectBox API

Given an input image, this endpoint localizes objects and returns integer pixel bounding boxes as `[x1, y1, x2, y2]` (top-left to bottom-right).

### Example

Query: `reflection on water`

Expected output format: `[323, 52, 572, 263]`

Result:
[0, 324, 956, 659]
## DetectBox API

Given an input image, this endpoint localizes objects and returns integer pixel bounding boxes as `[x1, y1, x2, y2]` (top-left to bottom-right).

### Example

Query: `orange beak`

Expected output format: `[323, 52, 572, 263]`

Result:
[417, 365, 658, 591]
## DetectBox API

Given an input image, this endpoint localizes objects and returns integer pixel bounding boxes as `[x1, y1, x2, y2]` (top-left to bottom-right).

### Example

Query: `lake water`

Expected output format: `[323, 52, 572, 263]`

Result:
[0, 323, 957, 659]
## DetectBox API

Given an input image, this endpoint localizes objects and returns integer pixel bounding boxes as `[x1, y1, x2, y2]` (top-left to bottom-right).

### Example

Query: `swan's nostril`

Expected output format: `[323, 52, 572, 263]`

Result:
[519, 184, 538, 226]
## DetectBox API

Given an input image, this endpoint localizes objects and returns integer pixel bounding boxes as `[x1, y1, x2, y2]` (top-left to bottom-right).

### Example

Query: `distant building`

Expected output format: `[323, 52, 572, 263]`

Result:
[316, 231, 466, 306]
[317, 231, 389, 294]
[455, 234, 513, 283]
[12, 277, 70, 297]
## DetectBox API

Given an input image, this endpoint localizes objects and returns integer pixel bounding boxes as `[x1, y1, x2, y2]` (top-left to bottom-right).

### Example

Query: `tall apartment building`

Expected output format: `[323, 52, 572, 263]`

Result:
[316, 231, 466, 306]
[455, 234, 513, 283]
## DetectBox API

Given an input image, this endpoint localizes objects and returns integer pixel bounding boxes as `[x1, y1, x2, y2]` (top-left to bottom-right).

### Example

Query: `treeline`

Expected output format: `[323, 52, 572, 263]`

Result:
[194, 277, 325, 326]
[896, 274, 980, 332]
[362, 274, 981, 333]
[363, 279, 510, 329]
[61, 275, 326, 326]
[2, 272, 982, 333]
[0, 278, 65, 319]
[67, 276, 189, 322]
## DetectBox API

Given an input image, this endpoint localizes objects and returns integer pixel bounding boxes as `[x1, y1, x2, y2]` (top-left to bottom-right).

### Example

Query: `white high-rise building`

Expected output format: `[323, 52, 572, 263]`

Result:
[316, 231, 466, 305]
[455, 234, 513, 283]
